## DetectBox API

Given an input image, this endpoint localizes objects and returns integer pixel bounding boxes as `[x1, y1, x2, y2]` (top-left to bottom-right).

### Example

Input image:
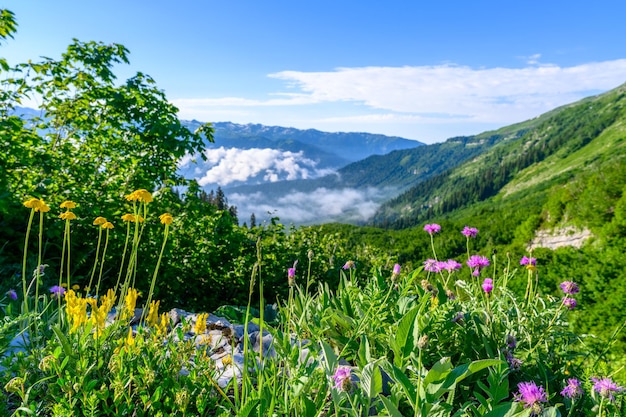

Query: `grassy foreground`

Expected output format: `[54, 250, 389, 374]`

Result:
[1, 194, 625, 416]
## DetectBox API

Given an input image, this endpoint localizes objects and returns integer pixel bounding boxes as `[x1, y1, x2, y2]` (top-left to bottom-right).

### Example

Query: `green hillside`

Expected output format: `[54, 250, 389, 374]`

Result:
[371, 82, 626, 229]
[320, 82, 626, 356]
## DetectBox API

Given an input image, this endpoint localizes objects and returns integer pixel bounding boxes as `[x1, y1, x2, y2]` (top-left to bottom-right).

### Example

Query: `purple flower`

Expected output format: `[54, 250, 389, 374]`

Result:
[515, 381, 548, 413]
[342, 261, 355, 270]
[451, 311, 465, 323]
[461, 226, 479, 238]
[423, 259, 441, 273]
[443, 259, 462, 272]
[562, 297, 577, 310]
[49, 285, 66, 298]
[467, 255, 490, 269]
[520, 256, 537, 267]
[506, 334, 517, 349]
[332, 366, 353, 391]
[481, 278, 493, 294]
[559, 281, 580, 295]
[591, 376, 624, 402]
[561, 378, 583, 400]
[467, 255, 490, 276]
[287, 267, 296, 286]
[392, 264, 401, 275]
[6, 289, 18, 300]
[423, 223, 441, 235]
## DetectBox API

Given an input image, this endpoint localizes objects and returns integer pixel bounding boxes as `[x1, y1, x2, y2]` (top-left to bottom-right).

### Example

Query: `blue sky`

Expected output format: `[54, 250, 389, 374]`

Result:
[3, 1, 626, 143]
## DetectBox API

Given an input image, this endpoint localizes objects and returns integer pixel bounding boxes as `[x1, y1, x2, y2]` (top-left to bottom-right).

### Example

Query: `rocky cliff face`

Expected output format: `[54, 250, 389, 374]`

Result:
[528, 226, 592, 250]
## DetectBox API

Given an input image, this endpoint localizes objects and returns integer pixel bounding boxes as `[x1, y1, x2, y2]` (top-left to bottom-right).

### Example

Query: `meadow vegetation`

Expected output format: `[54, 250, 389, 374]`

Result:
[2, 8, 625, 416]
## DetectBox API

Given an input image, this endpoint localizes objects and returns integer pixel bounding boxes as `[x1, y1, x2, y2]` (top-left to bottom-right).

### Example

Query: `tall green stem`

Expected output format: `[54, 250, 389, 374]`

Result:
[88, 228, 103, 293]
[141, 223, 169, 323]
[21, 209, 36, 316]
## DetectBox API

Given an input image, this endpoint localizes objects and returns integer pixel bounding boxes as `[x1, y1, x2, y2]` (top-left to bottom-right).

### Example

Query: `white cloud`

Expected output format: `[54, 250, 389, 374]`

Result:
[179, 147, 335, 187]
[230, 187, 386, 225]
[171, 59, 626, 142]
[267, 60, 626, 122]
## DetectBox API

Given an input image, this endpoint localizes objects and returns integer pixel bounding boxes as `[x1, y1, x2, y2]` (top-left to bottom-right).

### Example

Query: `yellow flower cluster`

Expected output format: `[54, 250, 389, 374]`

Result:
[159, 213, 173, 225]
[121, 213, 144, 223]
[58, 200, 78, 221]
[146, 300, 160, 327]
[59, 211, 77, 220]
[122, 288, 139, 321]
[125, 327, 135, 348]
[88, 289, 116, 338]
[65, 290, 89, 334]
[93, 216, 114, 229]
[93, 217, 107, 225]
[194, 312, 208, 335]
[60, 201, 77, 209]
[156, 313, 169, 336]
[125, 189, 153, 203]
[23, 198, 50, 212]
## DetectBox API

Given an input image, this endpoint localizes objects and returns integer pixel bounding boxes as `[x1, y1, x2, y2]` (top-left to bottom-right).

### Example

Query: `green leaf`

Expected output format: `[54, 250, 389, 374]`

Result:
[482, 402, 528, 417]
[357, 334, 372, 366]
[235, 399, 260, 417]
[51, 325, 76, 360]
[361, 361, 383, 399]
[393, 304, 420, 367]
[320, 340, 338, 375]
[380, 396, 405, 417]
[382, 360, 416, 408]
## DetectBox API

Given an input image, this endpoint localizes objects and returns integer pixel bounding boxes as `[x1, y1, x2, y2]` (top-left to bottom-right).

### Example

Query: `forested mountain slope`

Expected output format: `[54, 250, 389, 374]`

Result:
[370, 82, 626, 229]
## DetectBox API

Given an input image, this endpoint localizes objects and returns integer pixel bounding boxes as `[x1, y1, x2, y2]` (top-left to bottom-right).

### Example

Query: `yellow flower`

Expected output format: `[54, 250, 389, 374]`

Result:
[23, 198, 42, 209]
[123, 288, 139, 321]
[60, 200, 77, 209]
[125, 189, 153, 203]
[88, 289, 116, 339]
[121, 213, 144, 223]
[125, 327, 135, 348]
[72, 284, 81, 290]
[101, 221, 114, 229]
[146, 300, 160, 328]
[65, 290, 89, 334]
[137, 189, 153, 203]
[36, 200, 51, 213]
[93, 216, 107, 226]
[156, 312, 169, 336]
[159, 213, 173, 225]
[59, 211, 77, 221]
[60, 282, 68, 288]
[121, 213, 135, 222]
[194, 312, 208, 335]
[198, 334, 212, 346]
[221, 354, 233, 366]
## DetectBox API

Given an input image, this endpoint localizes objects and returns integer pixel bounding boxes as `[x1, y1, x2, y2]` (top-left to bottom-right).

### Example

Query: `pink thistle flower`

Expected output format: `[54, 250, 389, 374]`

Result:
[423, 259, 441, 273]
[559, 281, 579, 295]
[591, 376, 624, 402]
[423, 223, 441, 235]
[461, 226, 479, 238]
[332, 366, 353, 391]
[561, 378, 583, 400]
[481, 278, 493, 294]
[562, 297, 577, 310]
[515, 381, 548, 414]
[443, 259, 462, 272]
